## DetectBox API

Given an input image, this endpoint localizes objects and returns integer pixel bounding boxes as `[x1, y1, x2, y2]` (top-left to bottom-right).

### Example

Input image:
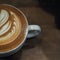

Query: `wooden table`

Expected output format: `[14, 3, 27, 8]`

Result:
[0, 0, 59, 60]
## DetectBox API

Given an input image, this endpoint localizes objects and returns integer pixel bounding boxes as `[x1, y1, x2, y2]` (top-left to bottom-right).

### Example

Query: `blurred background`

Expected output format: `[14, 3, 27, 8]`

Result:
[0, 0, 55, 15]
[0, 0, 59, 60]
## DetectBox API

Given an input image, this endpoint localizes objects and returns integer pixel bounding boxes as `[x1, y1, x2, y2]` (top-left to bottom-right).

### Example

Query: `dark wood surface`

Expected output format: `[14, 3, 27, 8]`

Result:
[0, 0, 59, 60]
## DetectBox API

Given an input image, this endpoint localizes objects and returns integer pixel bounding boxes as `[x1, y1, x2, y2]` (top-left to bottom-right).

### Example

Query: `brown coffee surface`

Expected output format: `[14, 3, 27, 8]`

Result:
[0, 4, 28, 52]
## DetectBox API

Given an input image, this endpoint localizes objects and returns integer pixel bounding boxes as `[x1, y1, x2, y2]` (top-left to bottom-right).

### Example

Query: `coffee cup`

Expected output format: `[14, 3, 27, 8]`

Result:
[0, 4, 41, 57]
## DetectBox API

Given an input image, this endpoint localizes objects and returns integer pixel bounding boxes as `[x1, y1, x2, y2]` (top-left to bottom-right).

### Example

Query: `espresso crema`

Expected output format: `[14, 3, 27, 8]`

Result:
[0, 9, 21, 45]
[0, 4, 28, 52]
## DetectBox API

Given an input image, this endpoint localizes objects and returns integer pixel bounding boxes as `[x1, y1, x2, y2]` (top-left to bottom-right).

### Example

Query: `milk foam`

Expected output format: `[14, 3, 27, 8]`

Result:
[0, 10, 12, 36]
[0, 10, 9, 27]
[0, 8, 21, 46]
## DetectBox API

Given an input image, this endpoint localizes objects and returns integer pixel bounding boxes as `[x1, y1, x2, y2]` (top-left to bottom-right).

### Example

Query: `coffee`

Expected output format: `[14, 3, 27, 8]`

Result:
[0, 9, 21, 45]
[0, 4, 28, 52]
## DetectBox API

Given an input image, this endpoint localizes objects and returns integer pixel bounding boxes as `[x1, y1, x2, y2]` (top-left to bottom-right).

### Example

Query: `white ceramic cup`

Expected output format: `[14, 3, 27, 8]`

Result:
[0, 4, 41, 57]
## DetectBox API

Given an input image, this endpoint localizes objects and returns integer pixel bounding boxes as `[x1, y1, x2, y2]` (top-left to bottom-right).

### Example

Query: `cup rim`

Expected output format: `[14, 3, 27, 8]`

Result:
[0, 4, 28, 54]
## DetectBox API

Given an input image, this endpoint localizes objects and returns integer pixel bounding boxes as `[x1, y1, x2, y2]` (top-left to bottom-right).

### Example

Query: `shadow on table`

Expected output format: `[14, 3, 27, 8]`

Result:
[0, 50, 22, 60]
[22, 37, 41, 50]
[0, 37, 41, 60]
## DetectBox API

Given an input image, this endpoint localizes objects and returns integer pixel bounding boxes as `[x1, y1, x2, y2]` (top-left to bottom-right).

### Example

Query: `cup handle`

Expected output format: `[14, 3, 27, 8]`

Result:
[27, 25, 41, 38]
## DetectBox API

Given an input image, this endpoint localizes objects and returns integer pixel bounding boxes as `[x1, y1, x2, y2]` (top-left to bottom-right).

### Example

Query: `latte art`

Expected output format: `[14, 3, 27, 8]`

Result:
[0, 4, 28, 53]
[0, 10, 11, 36]
[0, 21, 11, 36]
[0, 9, 21, 45]
[0, 10, 15, 36]
[0, 10, 9, 27]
